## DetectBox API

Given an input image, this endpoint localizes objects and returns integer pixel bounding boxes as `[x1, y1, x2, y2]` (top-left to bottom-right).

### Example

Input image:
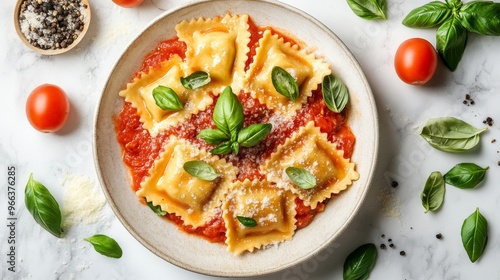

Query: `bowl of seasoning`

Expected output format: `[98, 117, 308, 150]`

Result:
[14, 0, 91, 55]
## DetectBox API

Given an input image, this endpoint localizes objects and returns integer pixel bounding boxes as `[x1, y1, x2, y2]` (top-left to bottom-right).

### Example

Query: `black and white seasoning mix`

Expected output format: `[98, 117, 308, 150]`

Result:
[18, 0, 88, 50]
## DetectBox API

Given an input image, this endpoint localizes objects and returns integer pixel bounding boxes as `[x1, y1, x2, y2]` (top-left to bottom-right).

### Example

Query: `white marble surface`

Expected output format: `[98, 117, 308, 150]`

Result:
[1, 0, 499, 279]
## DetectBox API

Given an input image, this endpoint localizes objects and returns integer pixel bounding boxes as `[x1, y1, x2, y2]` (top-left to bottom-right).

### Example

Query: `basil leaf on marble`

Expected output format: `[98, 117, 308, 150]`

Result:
[152, 85, 183, 110]
[346, 0, 387, 20]
[322, 74, 350, 113]
[459, 1, 500, 36]
[461, 208, 488, 263]
[271, 66, 299, 102]
[236, 216, 258, 227]
[420, 117, 486, 152]
[403, 1, 452, 28]
[147, 201, 167, 216]
[180, 71, 211, 89]
[213, 86, 244, 141]
[444, 163, 489, 189]
[183, 160, 219, 181]
[84, 234, 123, 259]
[286, 167, 317, 189]
[436, 17, 468, 71]
[237, 123, 272, 148]
[210, 141, 233, 155]
[197, 129, 230, 145]
[25, 173, 63, 238]
[421, 171, 445, 213]
[343, 243, 378, 280]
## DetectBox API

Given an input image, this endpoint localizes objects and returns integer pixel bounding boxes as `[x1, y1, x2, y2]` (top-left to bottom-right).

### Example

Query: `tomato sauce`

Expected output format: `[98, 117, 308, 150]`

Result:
[115, 21, 355, 243]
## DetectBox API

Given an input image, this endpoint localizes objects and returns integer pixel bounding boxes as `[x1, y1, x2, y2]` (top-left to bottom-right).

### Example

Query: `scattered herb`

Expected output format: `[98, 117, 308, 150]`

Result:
[483, 117, 494, 127]
[461, 208, 488, 263]
[421, 171, 445, 213]
[343, 243, 378, 280]
[322, 74, 350, 113]
[152, 85, 184, 110]
[183, 160, 219, 181]
[84, 234, 123, 259]
[463, 94, 475, 106]
[236, 216, 257, 227]
[147, 201, 167, 216]
[420, 117, 487, 153]
[285, 167, 317, 189]
[346, 0, 387, 20]
[25, 173, 63, 238]
[271, 66, 299, 102]
[180, 71, 211, 89]
[444, 163, 489, 189]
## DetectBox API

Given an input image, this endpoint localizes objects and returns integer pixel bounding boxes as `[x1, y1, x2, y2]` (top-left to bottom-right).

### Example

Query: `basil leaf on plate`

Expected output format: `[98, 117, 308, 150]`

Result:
[210, 141, 233, 155]
[197, 128, 230, 145]
[322, 74, 350, 113]
[152, 85, 184, 110]
[180, 71, 211, 89]
[213, 86, 244, 141]
[459, 1, 500, 36]
[285, 167, 317, 189]
[343, 243, 377, 280]
[236, 216, 257, 227]
[436, 18, 468, 71]
[25, 173, 64, 238]
[461, 208, 488, 263]
[84, 234, 123, 259]
[237, 123, 272, 148]
[271, 66, 299, 102]
[421, 171, 445, 213]
[403, 1, 452, 28]
[183, 160, 219, 181]
[420, 117, 486, 152]
[346, 0, 387, 20]
[444, 163, 489, 189]
[147, 201, 167, 216]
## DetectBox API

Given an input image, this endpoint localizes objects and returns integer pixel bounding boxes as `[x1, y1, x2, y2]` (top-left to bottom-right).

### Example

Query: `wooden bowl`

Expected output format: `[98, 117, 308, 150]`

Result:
[14, 0, 91, 55]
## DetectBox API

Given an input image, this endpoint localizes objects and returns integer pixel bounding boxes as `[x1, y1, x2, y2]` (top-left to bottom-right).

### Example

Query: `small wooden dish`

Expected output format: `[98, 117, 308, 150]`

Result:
[14, 0, 91, 55]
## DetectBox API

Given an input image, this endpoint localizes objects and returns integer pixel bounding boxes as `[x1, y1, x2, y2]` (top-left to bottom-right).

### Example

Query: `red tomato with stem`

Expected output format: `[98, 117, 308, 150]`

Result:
[112, 0, 144, 8]
[394, 38, 438, 85]
[26, 84, 70, 133]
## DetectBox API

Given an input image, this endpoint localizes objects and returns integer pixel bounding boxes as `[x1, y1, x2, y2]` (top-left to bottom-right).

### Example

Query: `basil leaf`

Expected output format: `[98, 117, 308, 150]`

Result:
[436, 18, 468, 71]
[420, 117, 486, 153]
[236, 216, 257, 227]
[343, 243, 377, 280]
[25, 173, 63, 238]
[461, 208, 488, 263]
[197, 129, 230, 145]
[285, 167, 317, 189]
[210, 141, 233, 155]
[237, 123, 272, 148]
[346, 0, 387, 20]
[322, 74, 349, 113]
[271, 66, 299, 102]
[459, 1, 500, 36]
[180, 71, 211, 89]
[230, 141, 240, 155]
[152, 85, 183, 110]
[445, 0, 462, 9]
[402, 1, 452, 28]
[183, 160, 219, 181]
[444, 163, 489, 189]
[421, 171, 445, 213]
[147, 201, 167, 216]
[84, 234, 123, 259]
[213, 86, 244, 140]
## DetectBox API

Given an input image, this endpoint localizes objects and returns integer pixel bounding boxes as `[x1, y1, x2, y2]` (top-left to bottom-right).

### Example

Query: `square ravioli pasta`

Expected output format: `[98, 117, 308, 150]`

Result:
[115, 13, 359, 255]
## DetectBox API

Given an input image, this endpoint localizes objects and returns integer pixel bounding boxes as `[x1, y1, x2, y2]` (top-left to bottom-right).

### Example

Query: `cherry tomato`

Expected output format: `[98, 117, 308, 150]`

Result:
[26, 84, 70, 133]
[394, 38, 438, 85]
[112, 0, 144, 8]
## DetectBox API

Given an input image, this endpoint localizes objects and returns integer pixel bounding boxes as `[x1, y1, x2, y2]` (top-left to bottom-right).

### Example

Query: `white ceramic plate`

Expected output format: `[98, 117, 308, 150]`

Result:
[94, 0, 378, 277]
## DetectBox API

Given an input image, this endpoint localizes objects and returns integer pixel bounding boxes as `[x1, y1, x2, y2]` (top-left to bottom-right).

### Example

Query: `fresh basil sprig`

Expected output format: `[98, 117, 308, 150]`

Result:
[213, 86, 244, 141]
[197, 129, 229, 145]
[460, 2, 500, 36]
[421, 171, 446, 213]
[25, 173, 63, 238]
[237, 123, 272, 148]
[444, 163, 489, 189]
[286, 167, 317, 189]
[271, 66, 299, 102]
[236, 216, 258, 227]
[343, 243, 378, 280]
[152, 85, 183, 110]
[322, 74, 350, 113]
[180, 71, 211, 89]
[461, 208, 488, 263]
[420, 117, 487, 153]
[84, 234, 123, 259]
[436, 17, 468, 71]
[183, 160, 219, 181]
[346, 0, 387, 20]
[147, 201, 167, 216]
